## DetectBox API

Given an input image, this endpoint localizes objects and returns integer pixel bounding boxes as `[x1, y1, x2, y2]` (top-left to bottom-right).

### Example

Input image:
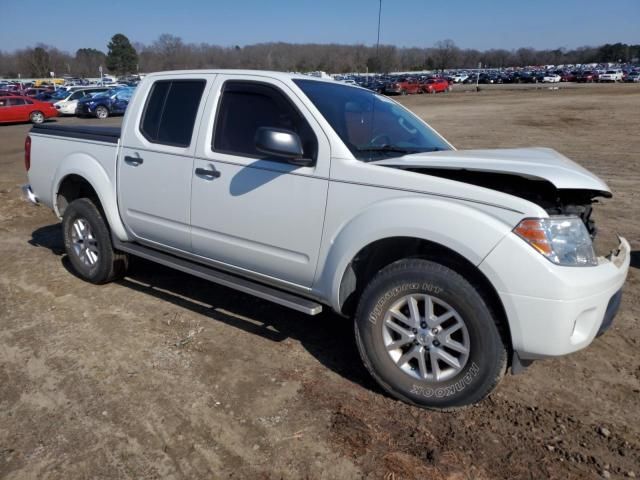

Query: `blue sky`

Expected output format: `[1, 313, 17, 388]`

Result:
[1, 0, 638, 52]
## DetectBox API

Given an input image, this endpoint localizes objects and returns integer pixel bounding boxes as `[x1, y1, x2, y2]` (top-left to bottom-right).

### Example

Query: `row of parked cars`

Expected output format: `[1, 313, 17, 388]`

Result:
[0, 82, 136, 125]
[446, 68, 640, 85]
[338, 75, 453, 95]
[335, 65, 640, 94]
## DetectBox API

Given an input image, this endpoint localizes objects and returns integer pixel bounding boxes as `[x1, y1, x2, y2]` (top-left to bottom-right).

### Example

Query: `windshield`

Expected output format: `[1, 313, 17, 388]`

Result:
[294, 79, 451, 161]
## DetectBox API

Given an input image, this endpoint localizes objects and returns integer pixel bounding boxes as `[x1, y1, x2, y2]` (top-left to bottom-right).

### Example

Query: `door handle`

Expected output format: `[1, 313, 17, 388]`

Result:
[195, 167, 221, 179]
[124, 155, 143, 166]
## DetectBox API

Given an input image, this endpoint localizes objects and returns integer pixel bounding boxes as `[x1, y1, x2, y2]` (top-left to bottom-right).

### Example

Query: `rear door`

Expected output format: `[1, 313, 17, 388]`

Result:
[190, 75, 330, 287]
[118, 75, 214, 252]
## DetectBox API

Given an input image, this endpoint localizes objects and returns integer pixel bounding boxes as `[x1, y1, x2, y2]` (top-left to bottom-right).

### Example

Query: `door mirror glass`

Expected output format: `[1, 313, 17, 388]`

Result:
[255, 127, 311, 166]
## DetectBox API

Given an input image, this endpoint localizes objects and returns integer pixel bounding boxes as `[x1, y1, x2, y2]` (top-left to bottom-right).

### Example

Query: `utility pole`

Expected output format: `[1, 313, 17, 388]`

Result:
[376, 0, 382, 72]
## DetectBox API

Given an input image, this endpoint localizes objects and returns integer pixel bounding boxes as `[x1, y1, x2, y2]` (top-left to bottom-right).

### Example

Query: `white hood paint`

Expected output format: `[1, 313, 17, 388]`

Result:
[371, 147, 611, 193]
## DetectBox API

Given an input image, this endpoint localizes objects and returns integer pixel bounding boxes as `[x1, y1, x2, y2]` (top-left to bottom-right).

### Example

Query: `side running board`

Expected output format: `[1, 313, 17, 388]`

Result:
[112, 239, 323, 316]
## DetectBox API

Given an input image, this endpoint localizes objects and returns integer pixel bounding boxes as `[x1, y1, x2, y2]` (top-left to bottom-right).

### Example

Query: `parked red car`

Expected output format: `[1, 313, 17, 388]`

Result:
[559, 71, 578, 82]
[0, 96, 59, 124]
[421, 77, 451, 94]
[576, 71, 599, 83]
[384, 77, 421, 95]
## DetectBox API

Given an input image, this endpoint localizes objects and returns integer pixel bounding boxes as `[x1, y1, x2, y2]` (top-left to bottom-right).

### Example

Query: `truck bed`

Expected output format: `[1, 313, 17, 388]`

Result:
[30, 124, 121, 144]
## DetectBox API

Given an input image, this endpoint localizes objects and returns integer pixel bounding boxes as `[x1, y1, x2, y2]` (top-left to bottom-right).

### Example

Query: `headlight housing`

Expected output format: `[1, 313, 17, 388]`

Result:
[514, 217, 597, 266]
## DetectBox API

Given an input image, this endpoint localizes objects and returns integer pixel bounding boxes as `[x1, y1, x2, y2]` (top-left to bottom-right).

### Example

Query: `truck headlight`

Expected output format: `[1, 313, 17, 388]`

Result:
[514, 217, 597, 266]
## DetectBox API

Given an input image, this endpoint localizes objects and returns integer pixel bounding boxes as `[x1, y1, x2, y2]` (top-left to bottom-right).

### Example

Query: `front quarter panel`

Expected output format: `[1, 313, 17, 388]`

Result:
[314, 182, 515, 311]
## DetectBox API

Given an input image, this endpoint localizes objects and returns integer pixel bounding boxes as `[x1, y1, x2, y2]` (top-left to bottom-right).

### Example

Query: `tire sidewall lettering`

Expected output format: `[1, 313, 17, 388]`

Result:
[368, 282, 443, 325]
[409, 362, 480, 398]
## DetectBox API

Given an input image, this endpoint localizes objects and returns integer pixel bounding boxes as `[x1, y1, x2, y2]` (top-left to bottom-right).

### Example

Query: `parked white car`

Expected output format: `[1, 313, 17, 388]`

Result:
[451, 73, 469, 83]
[23, 70, 630, 409]
[599, 70, 624, 82]
[53, 88, 109, 115]
[542, 73, 561, 83]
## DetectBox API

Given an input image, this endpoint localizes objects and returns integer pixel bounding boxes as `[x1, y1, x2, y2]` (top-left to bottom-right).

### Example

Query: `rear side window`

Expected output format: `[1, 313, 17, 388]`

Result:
[140, 80, 206, 147]
[212, 81, 317, 161]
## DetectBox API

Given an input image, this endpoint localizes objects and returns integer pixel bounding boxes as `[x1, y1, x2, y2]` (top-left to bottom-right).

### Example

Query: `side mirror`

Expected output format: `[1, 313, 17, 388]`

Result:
[255, 127, 312, 166]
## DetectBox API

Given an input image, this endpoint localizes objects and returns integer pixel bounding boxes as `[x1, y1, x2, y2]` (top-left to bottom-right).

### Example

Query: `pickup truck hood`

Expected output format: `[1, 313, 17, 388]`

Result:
[370, 147, 610, 194]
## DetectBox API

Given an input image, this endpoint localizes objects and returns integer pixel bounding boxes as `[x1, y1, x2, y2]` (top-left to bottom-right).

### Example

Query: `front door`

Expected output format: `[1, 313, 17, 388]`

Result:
[118, 76, 213, 252]
[190, 75, 330, 287]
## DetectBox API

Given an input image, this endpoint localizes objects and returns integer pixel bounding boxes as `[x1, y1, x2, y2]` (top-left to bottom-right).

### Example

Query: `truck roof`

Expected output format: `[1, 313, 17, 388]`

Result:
[143, 69, 335, 84]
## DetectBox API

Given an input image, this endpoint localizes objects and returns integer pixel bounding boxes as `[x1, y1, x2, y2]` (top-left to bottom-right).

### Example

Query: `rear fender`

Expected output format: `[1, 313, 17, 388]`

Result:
[52, 153, 130, 240]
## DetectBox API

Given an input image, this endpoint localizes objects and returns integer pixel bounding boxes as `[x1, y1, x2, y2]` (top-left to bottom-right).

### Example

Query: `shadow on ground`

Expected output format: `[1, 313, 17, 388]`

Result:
[630, 250, 640, 269]
[29, 224, 379, 393]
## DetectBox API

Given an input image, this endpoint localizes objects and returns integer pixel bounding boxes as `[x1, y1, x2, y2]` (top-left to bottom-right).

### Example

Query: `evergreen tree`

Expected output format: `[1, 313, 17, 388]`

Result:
[106, 34, 137, 76]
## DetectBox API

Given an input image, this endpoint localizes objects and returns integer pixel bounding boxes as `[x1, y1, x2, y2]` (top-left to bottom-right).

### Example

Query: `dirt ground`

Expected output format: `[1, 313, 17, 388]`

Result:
[1, 83, 639, 480]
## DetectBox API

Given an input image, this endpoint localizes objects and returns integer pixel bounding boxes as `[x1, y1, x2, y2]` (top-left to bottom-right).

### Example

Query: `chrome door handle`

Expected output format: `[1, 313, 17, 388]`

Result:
[195, 167, 221, 179]
[124, 155, 143, 166]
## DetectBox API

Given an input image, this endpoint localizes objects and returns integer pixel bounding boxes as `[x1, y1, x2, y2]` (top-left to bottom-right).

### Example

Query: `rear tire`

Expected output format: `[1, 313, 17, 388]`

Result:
[62, 198, 128, 284]
[95, 106, 109, 119]
[354, 259, 507, 410]
[30, 111, 44, 124]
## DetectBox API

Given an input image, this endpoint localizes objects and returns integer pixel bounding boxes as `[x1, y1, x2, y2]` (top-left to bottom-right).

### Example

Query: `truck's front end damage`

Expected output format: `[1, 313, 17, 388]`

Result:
[372, 147, 631, 363]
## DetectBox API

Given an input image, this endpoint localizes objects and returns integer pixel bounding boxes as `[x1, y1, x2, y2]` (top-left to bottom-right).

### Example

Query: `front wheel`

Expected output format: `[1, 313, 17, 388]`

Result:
[354, 259, 507, 410]
[62, 198, 128, 284]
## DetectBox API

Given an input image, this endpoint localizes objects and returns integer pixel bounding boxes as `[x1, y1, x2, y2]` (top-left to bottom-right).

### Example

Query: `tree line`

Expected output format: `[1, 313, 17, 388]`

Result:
[1, 33, 638, 78]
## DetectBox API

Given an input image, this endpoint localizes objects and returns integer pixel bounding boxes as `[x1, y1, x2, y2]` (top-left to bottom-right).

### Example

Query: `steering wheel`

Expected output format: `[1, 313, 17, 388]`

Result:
[369, 134, 391, 146]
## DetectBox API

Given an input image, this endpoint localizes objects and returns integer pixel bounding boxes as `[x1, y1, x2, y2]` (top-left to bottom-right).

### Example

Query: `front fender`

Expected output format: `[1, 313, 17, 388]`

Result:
[314, 196, 514, 312]
[52, 153, 130, 241]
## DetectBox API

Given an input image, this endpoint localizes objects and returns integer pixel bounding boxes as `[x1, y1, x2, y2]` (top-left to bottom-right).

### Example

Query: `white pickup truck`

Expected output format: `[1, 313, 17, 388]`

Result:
[23, 70, 630, 409]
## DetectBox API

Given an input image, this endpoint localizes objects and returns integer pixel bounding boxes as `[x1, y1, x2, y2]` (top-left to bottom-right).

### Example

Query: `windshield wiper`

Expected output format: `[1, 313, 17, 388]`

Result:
[356, 145, 441, 160]
[357, 145, 418, 154]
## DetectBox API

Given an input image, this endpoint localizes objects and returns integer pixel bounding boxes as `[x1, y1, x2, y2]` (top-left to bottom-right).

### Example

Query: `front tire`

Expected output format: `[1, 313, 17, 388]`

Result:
[62, 198, 128, 284]
[354, 259, 507, 410]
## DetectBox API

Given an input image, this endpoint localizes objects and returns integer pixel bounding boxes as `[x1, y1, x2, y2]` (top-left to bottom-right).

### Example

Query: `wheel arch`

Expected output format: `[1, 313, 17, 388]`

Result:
[335, 236, 512, 353]
[53, 156, 129, 240]
[314, 197, 515, 352]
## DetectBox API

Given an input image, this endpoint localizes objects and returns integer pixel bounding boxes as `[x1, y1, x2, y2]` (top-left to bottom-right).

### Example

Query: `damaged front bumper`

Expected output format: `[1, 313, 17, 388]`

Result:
[479, 235, 630, 360]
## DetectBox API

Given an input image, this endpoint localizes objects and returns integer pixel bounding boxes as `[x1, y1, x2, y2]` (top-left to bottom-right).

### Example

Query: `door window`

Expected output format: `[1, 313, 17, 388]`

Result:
[140, 80, 206, 147]
[212, 81, 317, 161]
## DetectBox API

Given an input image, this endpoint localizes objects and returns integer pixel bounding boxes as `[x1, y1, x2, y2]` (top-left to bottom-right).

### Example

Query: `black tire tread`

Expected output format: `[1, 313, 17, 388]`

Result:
[354, 258, 507, 411]
[62, 198, 128, 284]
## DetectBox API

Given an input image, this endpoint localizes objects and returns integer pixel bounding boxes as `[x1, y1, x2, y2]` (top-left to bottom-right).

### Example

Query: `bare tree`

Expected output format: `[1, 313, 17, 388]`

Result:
[431, 39, 459, 72]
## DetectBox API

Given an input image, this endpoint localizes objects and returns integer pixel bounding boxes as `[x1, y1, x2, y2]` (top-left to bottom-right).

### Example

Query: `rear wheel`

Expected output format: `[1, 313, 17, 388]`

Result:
[62, 198, 128, 284]
[354, 259, 507, 409]
[29, 111, 44, 124]
[95, 106, 109, 119]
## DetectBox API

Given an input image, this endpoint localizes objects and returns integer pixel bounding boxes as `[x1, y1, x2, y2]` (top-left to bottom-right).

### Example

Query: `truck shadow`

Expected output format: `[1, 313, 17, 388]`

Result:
[631, 250, 640, 270]
[29, 224, 379, 394]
